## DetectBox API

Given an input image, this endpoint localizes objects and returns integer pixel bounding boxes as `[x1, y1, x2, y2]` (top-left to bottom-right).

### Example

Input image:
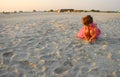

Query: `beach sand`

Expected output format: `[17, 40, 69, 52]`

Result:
[0, 12, 120, 77]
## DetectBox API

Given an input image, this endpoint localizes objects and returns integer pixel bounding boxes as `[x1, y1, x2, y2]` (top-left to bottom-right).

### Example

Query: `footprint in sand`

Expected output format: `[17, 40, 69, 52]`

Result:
[3, 52, 14, 57]
[54, 60, 73, 74]
[2, 52, 14, 64]
[54, 67, 68, 74]
[19, 60, 37, 69]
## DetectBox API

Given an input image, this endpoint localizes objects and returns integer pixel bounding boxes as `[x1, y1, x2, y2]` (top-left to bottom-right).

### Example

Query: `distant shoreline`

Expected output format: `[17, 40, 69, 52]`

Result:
[0, 9, 119, 14]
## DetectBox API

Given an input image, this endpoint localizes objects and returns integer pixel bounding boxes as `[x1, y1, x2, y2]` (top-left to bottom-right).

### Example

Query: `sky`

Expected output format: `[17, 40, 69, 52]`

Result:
[0, 0, 120, 12]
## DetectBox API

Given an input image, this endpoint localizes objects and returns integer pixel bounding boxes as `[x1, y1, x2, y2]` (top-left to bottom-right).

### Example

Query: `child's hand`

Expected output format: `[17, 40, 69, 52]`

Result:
[89, 38, 92, 42]
[89, 38, 95, 43]
[85, 37, 89, 41]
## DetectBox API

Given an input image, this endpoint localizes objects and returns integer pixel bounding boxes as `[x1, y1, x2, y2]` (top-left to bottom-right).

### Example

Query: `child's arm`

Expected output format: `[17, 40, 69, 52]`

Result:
[83, 26, 89, 41]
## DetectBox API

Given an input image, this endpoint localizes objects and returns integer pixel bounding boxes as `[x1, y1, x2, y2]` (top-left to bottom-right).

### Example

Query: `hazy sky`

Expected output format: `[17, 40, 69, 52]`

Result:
[0, 0, 120, 12]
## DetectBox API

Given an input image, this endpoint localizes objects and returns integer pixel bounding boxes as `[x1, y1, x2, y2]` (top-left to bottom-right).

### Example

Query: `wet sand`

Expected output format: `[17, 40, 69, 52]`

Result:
[0, 12, 120, 77]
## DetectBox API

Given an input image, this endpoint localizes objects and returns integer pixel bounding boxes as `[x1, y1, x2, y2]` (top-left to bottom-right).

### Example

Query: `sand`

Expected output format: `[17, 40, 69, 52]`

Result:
[0, 12, 120, 77]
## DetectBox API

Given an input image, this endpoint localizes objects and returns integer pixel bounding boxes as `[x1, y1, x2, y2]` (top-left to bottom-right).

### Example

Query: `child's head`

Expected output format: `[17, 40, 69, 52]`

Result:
[82, 15, 93, 25]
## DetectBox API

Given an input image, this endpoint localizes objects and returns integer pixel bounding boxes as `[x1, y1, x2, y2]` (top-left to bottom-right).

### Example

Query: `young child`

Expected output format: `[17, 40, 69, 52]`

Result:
[77, 15, 101, 43]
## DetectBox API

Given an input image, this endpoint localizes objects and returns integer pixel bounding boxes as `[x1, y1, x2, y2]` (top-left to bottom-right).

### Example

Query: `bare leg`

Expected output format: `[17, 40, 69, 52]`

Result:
[89, 30, 96, 43]
[84, 30, 91, 41]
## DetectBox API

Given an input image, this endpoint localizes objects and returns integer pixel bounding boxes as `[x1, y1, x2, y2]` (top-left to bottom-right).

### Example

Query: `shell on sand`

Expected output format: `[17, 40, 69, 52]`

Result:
[118, 50, 120, 54]
[14, 67, 19, 75]
[41, 66, 46, 72]
[39, 60, 45, 65]
[107, 53, 112, 59]
[29, 62, 37, 68]
[88, 62, 98, 72]
[118, 64, 120, 66]
[56, 51, 62, 58]
[92, 62, 97, 67]
[112, 71, 117, 77]
[13, 39, 22, 47]
[101, 45, 107, 50]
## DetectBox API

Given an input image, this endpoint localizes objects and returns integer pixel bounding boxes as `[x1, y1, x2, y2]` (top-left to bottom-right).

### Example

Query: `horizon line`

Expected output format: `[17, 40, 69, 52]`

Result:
[0, 9, 119, 12]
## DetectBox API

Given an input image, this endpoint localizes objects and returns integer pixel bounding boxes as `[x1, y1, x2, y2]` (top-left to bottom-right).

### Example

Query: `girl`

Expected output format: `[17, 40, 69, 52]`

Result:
[77, 15, 101, 43]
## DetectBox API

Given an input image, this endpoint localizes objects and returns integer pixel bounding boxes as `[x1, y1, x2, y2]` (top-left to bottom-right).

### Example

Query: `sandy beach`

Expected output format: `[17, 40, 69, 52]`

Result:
[0, 12, 120, 77]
